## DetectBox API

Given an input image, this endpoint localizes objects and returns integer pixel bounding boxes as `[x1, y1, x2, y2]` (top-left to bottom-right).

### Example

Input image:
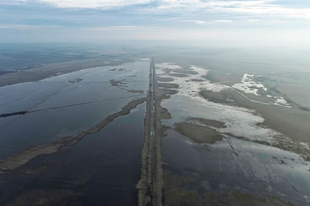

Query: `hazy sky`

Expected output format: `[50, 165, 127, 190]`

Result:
[1, 0, 310, 46]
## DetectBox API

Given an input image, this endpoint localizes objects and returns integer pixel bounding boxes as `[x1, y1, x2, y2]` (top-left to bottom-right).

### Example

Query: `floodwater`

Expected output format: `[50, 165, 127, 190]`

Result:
[0, 60, 149, 160]
[162, 129, 310, 205]
[0, 59, 149, 205]
[232, 73, 291, 107]
[157, 63, 310, 205]
[232, 73, 267, 96]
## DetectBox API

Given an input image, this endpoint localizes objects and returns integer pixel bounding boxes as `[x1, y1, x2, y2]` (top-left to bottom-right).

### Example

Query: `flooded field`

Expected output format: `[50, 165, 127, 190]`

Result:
[0, 51, 310, 206]
[2, 0, 310, 202]
[0, 59, 149, 205]
[155, 62, 310, 205]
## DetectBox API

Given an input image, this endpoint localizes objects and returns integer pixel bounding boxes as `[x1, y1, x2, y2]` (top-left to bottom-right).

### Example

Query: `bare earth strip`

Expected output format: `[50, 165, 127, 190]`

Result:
[0, 97, 146, 171]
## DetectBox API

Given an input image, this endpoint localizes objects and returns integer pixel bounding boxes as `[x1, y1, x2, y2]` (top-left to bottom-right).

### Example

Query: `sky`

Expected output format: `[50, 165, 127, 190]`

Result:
[0, 0, 310, 46]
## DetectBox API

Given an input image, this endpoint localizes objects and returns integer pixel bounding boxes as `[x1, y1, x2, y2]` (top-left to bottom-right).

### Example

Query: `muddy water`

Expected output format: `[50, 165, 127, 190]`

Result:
[157, 63, 310, 205]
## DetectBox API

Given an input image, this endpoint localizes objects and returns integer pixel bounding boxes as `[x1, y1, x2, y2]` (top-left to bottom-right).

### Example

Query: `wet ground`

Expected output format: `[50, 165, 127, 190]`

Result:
[1, 56, 310, 206]
[0, 59, 149, 205]
[156, 63, 310, 206]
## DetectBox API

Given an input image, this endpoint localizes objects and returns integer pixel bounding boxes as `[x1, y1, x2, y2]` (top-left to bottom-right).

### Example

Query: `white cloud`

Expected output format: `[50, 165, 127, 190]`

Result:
[87, 25, 138, 31]
[211, 1, 310, 20]
[5, 0, 310, 21]
[208, 1, 310, 20]
[0, 24, 36, 29]
[37, 0, 152, 9]
[0, 24, 63, 29]
[183, 19, 232, 25]
[149, 0, 310, 21]
[183, 20, 207, 25]
[247, 19, 260, 23]
[0, 0, 28, 5]
[213, 20, 233, 23]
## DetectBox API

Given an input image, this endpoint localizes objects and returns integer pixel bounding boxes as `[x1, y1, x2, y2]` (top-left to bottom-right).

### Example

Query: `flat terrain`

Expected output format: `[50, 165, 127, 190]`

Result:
[154, 48, 310, 206]
[1, 46, 310, 206]
[0, 58, 150, 206]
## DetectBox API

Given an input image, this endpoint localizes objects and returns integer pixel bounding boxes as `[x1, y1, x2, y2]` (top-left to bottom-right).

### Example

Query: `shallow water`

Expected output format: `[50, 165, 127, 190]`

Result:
[0, 103, 146, 206]
[156, 63, 304, 143]
[157, 62, 310, 205]
[162, 94, 278, 143]
[0, 60, 149, 161]
[0, 59, 149, 205]
[232, 73, 267, 96]
[232, 73, 291, 108]
[0, 82, 67, 114]
[162, 129, 310, 205]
